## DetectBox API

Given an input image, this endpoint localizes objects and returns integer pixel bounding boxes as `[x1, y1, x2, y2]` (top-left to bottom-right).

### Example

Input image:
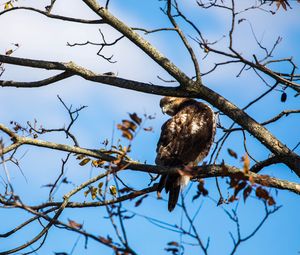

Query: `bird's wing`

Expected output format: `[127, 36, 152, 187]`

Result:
[156, 104, 215, 166]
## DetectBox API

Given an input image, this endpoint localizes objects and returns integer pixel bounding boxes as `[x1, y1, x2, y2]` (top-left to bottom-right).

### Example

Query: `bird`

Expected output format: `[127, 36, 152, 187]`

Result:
[155, 96, 216, 211]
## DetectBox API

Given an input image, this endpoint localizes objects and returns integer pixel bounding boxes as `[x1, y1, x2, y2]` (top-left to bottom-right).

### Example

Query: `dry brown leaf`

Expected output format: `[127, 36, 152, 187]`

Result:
[276, 0, 287, 10]
[243, 154, 250, 174]
[98, 182, 104, 189]
[135, 194, 148, 207]
[91, 187, 98, 200]
[227, 148, 238, 159]
[228, 195, 237, 203]
[255, 186, 269, 200]
[248, 175, 255, 185]
[117, 124, 125, 131]
[268, 196, 276, 206]
[84, 188, 90, 197]
[68, 219, 83, 229]
[167, 241, 179, 247]
[198, 179, 209, 196]
[76, 154, 85, 160]
[4, 1, 14, 10]
[98, 236, 112, 244]
[243, 185, 252, 202]
[122, 120, 137, 132]
[143, 127, 153, 132]
[79, 158, 91, 166]
[122, 129, 133, 140]
[92, 159, 106, 167]
[234, 181, 247, 196]
[109, 185, 117, 197]
[5, 49, 13, 55]
[129, 113, 142, 125]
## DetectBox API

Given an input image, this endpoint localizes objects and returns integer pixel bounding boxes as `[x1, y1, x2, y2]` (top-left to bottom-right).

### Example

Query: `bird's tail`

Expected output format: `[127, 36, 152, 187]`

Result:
[158, 174, 190, 212]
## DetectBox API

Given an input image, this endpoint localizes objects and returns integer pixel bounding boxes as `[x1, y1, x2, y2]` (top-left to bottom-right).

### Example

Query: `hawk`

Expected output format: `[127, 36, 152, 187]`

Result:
[156, 97, 216, 211]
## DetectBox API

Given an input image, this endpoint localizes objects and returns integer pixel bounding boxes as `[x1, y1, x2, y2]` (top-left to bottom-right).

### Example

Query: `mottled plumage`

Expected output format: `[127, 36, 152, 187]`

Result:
[156, 97, 216, 211]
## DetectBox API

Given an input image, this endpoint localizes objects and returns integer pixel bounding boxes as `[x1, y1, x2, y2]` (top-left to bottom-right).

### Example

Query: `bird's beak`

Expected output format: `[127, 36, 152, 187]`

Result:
[161, 107, 166, 115]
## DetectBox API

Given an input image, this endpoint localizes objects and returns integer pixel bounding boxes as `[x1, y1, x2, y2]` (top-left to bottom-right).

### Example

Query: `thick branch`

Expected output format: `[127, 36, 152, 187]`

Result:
[129, 164, 300, 195]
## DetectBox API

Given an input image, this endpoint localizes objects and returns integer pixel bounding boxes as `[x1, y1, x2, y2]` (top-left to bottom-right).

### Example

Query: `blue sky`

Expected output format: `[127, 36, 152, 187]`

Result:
[1, 0, 300, 254]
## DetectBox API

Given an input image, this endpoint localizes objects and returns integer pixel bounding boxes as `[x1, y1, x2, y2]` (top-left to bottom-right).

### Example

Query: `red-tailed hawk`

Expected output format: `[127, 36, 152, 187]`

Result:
[156, 97, 216, 211]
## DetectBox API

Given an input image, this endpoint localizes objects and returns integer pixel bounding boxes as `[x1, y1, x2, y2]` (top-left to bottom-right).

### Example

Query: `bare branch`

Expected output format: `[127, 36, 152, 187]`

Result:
[261, 110, 300, 126]
[132, 27, 176, 34]
[0, 171, 109, 254]
[224, 109, 300, 133]
[49, 153, 71, 200]
[227, 202, 281, 255]
[181, 196, 208, 254]
[166, 0, 202, 82]
[202, 45, 300, 93]
[0, 71, 73, 88]
[0, 7, 105, 24]
[67, 29, 125, 63]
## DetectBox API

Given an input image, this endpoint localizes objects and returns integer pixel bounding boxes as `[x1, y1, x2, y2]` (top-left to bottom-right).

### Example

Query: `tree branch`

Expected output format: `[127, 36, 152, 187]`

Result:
[0, 171, 109, 254]
[0, 7, 105, 24]
[1, 124, 299, 196]
[166, 0, 202, 82]
[0, 71, 73, 88]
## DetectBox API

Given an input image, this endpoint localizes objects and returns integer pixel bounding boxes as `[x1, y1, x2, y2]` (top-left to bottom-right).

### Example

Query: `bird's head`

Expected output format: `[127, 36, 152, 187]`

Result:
[159, 97, 190, 116]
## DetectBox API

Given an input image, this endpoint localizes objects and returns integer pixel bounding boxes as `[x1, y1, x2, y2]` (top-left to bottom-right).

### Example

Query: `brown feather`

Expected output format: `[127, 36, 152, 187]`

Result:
[166, 174, 181, 212]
